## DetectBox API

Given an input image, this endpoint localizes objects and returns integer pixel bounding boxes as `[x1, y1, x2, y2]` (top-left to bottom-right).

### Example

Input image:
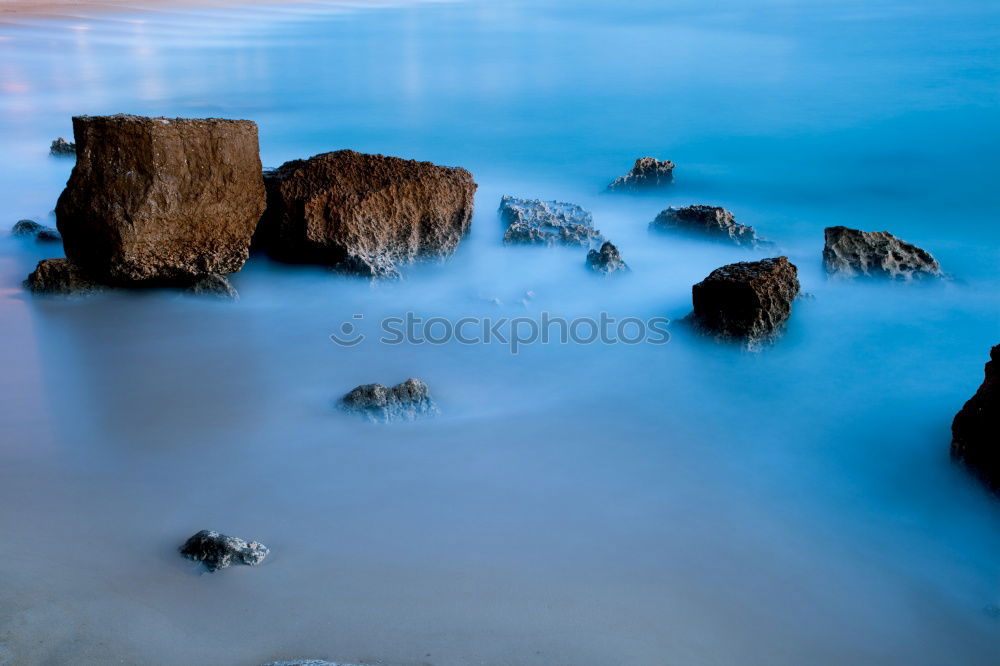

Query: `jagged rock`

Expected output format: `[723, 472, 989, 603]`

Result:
[180, 530, 269, 572]
[586, 241, 629, 275]
[499, 196, 603, 247]
[341, 378, 438, 423]
[951, 345, 1000, 488]
[11, 219, 61, 242]
[650, 205, 764, 247]
[186, 274, 239, 301]
[607, 157, 675, 191]
[823, 226, 942, 280]
[24, 259, 105, 296]
[690, 256, 800, 348]
[256, 150, 476, 277]
[55, 114, 266, 284]
[49, 137, 76, 156]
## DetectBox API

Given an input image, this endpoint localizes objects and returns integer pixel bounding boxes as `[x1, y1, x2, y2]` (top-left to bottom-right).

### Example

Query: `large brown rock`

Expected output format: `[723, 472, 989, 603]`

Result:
[256, 150, 477, 277]
[823, 226, 942, 280]
[951, 345, 1000, 488]
[55, 114, 266, 284]
[690, 256, 800, 348]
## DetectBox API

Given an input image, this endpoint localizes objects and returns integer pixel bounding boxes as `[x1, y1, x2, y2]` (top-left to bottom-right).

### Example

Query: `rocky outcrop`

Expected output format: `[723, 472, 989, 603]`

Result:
[256, 150, 476, 278]
[341, 378, 438, 423]
[586, 241, 629, 275]
[24, 259, 105, 296]
[650, 205, 764, 247]
[607, 157, 675, 190]
[823, 226, 942, 280]
[55, 114, 266, 284]
[49, 137, 76, 156]
[499, 196, 603, 247]
[690, 256, 800, 347]
[951, 345, 999, 488]
[11, 219, 61, 242]
[180, 530, 269, 572]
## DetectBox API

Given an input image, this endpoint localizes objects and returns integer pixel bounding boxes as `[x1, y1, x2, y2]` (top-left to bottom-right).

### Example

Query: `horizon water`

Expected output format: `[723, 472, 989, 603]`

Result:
[1, 1, 999, 664]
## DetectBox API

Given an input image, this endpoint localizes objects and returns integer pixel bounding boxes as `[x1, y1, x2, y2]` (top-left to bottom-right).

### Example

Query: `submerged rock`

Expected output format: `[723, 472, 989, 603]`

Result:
[180, 529, 269, 572]
[822, 226, 942, 280]
[650, 205, 764, 247]
[186, 274, 239, 301]
[49, 137, 76, 156]
[256, 150, 476, 278]
[55, 114, 267, 284]
[24, 259, 105, 296]
[586, 241, 629, 275]
[951, 345, 1000, 488]
[341, 378, 438, 423]
[690, 256, 800, 348]
[499, 195, 603, 247]
[607, 157, 675, 191]
[11, 219, 61, 242]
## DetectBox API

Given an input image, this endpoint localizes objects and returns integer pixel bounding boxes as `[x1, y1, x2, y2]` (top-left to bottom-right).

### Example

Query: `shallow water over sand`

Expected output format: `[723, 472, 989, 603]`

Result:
[1, 1, 1000, 664]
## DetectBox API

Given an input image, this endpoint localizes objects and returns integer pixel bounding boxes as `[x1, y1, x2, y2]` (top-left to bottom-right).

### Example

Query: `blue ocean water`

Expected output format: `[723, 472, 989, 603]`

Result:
[0, 1, 998, 664]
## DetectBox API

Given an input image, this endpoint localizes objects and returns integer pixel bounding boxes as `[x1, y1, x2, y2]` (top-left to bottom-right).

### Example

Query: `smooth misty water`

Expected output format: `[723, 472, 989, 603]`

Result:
[1, 1, 999, 664]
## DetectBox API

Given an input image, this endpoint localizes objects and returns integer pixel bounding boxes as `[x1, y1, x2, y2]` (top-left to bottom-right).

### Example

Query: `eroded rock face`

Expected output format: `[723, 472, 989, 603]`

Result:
[11, 219, 61, 242]
[951, 345, 1000, 488]
[341, 378, 438, 423]
[650, 205, 763, 247]
[25, 259, 105, 296]
[55, 114, 266, 284]
[256, 150, 476, 277]
[586, 241, 629, 275]
[499, 196, 603, 247]
[823, 226, 942, 280]
[608, 157, 675, 190]
[180, 530, 269, 572]
[690, 256, 800, 348]
[49, 137, 76, 156]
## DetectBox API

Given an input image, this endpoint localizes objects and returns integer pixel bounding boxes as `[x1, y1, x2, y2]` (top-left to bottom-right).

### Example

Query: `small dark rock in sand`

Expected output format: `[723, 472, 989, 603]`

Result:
[186, 274, 239, 301]
[49, 137, 76, 156]
[56, 114, 267, 284]
[342, 378, 438, 423]
[607, 157, 675, 190]
[951, 344, 1000, 488]
[180, 530, 269, 572]
[650, 205, 764, 247]
[256, 150, 476, 278]
[823, 226, 942, 280]
[499, 195, 603, 247]
[586, 241, 629, 275]
[11, 219, 62, 242]
[25, 259, 105, 296]
[690, 256, 800, 348]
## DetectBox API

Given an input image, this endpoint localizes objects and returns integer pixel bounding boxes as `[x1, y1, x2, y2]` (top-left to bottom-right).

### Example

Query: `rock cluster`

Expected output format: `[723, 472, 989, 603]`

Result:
[822, 226, 942, 280]
[607, 157, 675, 190]
[11, 219, 61, 242]
[586, 241, 629, 275]
[650, 205, 764, 247]
[180, 529, 269, 572]
[499, 196, 603, 246]
[49, 137, 76, 156]
[690, 256, 800, 348]
[951, 345, 999, 488]
[256, 150, 476, 277]
[341, 378, 438, 423]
